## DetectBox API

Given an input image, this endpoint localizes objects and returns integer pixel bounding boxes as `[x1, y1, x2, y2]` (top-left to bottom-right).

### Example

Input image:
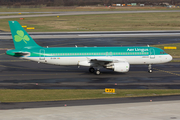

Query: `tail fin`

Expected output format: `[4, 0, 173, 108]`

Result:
[9, 21, 41, 49]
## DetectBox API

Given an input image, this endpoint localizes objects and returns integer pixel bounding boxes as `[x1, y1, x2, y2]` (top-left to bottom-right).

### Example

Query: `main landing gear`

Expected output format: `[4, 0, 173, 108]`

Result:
[89, 67, 101, 75]
[89, 67, 95, 73]
[148, 64, 153, 73]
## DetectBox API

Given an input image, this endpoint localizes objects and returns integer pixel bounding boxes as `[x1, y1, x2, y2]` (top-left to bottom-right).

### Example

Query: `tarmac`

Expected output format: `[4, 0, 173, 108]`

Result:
[1, 31, 180, 39]
[0, 34, 180, 89]
[1, 99, 180, 120]
[0, 32, 180, 120]
[0, 61, 180, 89]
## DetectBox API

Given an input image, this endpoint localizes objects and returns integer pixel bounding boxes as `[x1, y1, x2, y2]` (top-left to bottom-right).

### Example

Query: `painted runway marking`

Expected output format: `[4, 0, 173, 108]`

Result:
[78, 33, 180, 37]
[0, 64, 7, 67]
[0, 64, 48, 70]
[153, 68, 180, 76]
[0, 53, 5, 55]
[0, 48, 13, 50]
[0, 60, 30, 62]
[0, 64, 77, 75]
[0, 73, 73, 77]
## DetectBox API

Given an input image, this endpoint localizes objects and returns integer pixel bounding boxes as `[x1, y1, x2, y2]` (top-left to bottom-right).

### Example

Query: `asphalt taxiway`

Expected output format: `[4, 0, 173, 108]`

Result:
[0, 34, 180, 89]
[0, 95, 180, 109]
[0, 31, 180, 120]
[1, 31, 180, 39]
[1, 99, 180, 120]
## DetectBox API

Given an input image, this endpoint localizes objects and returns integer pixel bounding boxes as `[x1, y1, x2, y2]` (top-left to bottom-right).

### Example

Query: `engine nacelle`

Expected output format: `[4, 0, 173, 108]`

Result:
[106, 62, 130, 73]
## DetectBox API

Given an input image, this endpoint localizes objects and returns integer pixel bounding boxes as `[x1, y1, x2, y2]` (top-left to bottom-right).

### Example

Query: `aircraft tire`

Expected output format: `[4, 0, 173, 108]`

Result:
[148, 69, 153, 73]
[89, 67, 95, 73]
[95, 70, 101, 75]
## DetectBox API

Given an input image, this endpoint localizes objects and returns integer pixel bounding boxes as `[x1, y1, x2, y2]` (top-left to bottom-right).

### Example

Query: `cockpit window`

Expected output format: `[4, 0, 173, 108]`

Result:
[160, 51, 166, 54]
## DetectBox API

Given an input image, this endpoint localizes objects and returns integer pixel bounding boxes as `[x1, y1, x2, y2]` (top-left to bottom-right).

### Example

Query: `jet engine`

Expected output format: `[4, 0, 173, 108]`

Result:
[106, 62, 130, 73]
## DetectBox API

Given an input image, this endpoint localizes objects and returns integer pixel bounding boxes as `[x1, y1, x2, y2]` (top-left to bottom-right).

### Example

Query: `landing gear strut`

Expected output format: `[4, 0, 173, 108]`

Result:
[148, 64, 153, 73]
[89, 67, 101, 75]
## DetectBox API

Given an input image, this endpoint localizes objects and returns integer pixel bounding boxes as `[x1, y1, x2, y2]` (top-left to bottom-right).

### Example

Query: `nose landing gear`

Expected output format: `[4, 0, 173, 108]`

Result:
[148, 64, 153, 73]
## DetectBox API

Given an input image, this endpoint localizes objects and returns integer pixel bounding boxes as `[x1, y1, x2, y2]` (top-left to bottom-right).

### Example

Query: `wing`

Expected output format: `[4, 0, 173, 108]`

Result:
[89, 58, 126, 66]
[78, 57, 127, 67]
[90, 58, 113, 63]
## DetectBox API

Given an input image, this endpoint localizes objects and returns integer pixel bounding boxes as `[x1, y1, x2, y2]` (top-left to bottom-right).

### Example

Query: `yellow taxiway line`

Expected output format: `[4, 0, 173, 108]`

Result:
[153, 68, 180, 76]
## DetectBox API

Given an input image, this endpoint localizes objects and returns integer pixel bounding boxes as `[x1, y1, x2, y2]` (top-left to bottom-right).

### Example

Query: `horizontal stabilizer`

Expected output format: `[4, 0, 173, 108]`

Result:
[14, 52, 29, 56]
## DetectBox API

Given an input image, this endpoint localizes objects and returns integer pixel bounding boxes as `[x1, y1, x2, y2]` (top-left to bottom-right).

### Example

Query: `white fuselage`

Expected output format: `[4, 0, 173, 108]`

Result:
[23, 54, 172, 66]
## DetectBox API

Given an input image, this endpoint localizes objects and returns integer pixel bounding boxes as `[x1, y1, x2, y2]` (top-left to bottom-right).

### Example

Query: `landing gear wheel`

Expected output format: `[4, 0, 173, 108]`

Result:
[89, 67, 95, 73]
[148, 64, 152, 73]
[95, 70, 101, 75]
[148, 69, 153, 73]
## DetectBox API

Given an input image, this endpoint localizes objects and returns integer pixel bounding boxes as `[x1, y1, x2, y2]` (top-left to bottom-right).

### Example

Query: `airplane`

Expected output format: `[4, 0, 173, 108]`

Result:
[6, 21, 172, 75]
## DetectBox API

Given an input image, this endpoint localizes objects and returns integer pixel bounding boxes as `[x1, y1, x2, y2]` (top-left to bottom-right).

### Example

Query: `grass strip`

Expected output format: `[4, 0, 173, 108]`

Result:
[170, 60, 180, 62]
[0, 7, 179, 12]
[1, 12, 180, 32]
[0, 89, 180, 102]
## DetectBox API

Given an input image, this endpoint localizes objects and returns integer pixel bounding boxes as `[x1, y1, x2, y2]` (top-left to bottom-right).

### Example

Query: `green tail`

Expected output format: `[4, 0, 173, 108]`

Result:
[9, 21, 41, 49]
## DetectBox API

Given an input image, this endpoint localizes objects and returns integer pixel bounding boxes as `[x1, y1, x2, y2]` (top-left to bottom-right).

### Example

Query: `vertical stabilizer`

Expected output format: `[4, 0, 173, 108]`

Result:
[9, 21, 41, 49]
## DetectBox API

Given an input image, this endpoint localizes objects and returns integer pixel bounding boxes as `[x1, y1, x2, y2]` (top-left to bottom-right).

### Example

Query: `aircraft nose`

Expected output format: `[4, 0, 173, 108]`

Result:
[168, 54, 173, 62]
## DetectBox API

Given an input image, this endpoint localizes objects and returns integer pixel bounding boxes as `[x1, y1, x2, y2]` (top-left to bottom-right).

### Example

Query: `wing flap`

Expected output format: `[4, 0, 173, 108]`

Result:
[89, 58, 126, 65]
[90, 58, 113, 62]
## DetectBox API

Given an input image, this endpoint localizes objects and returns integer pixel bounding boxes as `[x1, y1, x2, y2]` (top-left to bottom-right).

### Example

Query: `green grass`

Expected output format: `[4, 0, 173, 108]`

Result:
[0, 89, 180, 102]
[1, 12, 180, 32]
[170, 60, 180, 62]
[0, 6, 179, 12]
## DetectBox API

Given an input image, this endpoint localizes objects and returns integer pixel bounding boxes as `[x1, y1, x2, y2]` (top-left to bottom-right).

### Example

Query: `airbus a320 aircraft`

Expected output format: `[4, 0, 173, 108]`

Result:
[6, 21, 172, 75]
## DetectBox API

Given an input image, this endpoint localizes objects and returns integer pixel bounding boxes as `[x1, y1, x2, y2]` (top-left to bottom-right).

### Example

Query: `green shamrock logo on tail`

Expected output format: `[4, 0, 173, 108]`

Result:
[14, 30, 30, 44]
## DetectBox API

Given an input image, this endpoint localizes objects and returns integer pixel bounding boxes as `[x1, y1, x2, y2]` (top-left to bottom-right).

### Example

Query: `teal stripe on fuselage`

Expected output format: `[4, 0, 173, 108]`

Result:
[25, 46, 167, 57]
[6, 46, 168, 57]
